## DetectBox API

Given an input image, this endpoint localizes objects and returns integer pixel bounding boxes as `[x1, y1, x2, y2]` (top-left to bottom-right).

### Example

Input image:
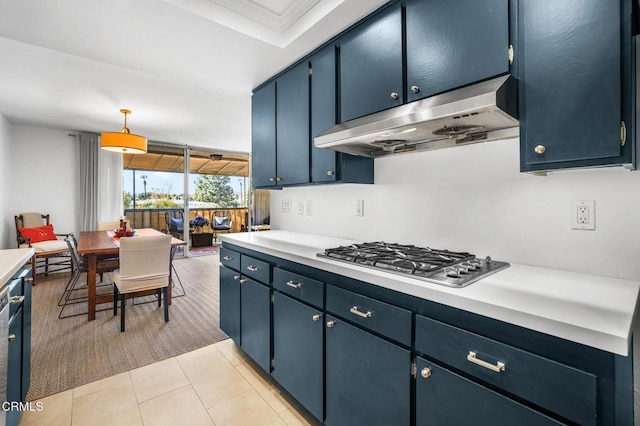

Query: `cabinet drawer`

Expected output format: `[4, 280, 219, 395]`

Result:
[326, 285, 411, 346]
[415, 315, 596, 426]
[220, 247, 240, 270]
[273, 268, 324, 308]
[240, 255, 271, 285]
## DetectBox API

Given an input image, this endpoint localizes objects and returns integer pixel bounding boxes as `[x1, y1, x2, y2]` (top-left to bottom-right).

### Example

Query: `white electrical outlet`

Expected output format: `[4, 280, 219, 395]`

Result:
[296, 200, 304, 215]
[571, 200, 595, 230]
[356, 199, 364, 217]
[281, 199, 292, 214]
[304, 200, 313, 216]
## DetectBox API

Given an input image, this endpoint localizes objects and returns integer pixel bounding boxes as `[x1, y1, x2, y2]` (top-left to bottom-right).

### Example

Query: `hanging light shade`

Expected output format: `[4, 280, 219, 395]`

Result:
[101, 109, 147, 154]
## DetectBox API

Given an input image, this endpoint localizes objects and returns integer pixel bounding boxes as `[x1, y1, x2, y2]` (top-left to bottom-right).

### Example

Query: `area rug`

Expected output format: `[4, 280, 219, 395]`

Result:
[187, 244, 220, 257]
[27, 254, 228, 401]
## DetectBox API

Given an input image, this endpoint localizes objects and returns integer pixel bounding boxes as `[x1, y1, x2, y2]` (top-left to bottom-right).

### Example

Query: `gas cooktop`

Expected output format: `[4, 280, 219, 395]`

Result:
[317, 242, 509, 288]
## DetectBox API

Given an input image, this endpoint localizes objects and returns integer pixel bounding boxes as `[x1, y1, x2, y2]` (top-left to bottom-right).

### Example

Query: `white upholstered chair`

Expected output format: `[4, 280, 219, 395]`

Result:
[112, 234, 172, 332]
[97, 220, 124, 231]
[15, 212, 71, 285]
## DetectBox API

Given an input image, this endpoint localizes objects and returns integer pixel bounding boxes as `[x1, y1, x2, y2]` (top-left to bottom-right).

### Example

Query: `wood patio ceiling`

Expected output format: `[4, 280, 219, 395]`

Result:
[123, 147, 249, 177]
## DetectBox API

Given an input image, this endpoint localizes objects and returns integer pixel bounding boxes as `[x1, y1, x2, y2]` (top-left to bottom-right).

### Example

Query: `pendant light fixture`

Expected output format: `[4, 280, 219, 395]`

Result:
[101, 109, 147, 154]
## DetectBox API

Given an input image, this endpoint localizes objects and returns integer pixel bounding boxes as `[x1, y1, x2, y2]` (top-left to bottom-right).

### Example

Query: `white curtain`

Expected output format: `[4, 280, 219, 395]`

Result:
[97, 146, 123, 223]
[78, 133, 99, 231]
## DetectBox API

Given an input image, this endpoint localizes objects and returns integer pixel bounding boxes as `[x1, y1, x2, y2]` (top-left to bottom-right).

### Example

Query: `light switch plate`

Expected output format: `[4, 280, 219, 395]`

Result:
[356, 199, 364, 217]
[296, 200, 304, 215]
[281, 199, 292, 214]
[304, 200, 313, 216]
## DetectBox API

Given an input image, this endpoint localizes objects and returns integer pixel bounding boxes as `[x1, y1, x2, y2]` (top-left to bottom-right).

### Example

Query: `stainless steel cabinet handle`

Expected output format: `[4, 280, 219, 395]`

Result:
[275, 177, 283, 182]
[8, 334, 16, 342]
[312, 314, 321, 322]
[25, 277, 33, 283]
[269, 177, 275, 182]
[467, 351, 505, 372]
[326, 320, 335, 328]
[239, 278, 248, 284]
[421, 367, 431, 378]
[350, 306, 372, 319]
[223, 256, 233, 261]
[411, 85, 420, 93]
[390, 92, 399, 100]
[247, 265, 259, 272]
[326, 170, 335, 176]
[10, 296, 24, 305]
[286, 281, 302, 289]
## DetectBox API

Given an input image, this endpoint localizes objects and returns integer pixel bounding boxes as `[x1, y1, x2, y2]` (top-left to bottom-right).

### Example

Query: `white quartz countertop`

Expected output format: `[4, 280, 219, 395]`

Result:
[0, 249, 33, 285]
[220, 231, 640, 356]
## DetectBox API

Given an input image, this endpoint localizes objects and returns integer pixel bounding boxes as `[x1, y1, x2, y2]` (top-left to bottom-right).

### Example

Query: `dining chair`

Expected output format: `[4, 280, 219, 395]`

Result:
[112, 234, 172, 332]
[58, 234, 115, 319]
[15, 212, 72, 285]
[211, 210, 232, 241]
[97, 220, 124, 231]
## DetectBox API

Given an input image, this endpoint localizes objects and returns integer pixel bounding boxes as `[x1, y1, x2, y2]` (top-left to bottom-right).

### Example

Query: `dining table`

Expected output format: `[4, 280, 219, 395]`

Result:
[76, 228, 186, 321]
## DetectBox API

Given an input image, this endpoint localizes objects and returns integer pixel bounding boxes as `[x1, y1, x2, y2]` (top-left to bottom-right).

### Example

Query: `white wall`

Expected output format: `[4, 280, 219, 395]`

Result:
[7, 124, 78, 246]
[270, 138, 640, 281]
[0, 114, 11, 248]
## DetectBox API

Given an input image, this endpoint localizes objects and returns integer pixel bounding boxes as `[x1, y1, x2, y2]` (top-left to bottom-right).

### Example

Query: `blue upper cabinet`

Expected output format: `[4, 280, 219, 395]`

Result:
[519, 0, 633, 172]
[276, 61, 310, 186]
[251, 81, 277, 188]
[310, 45, 375, 184]
[406, 0, 510, 102]
[339, 2, 403, 122]
[252, 62, 310, 189]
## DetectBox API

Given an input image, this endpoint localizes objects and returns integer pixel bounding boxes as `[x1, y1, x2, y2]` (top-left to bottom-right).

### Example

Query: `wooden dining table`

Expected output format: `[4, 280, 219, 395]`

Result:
[76, 228, 186, 321]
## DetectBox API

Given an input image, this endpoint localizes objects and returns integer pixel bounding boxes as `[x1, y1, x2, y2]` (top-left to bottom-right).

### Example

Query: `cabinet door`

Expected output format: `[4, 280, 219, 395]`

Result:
[240, 278, 271, 372]
[519, 0, 622, 170]
[7, 308, 23, 426]
[219, 266, 241, 344]
[415, 357, 563, 426]
[406, 0, 509, 102]
[272, 293, 323, 421]
[310, 45, 339, 183]
[251, 81, 277, 188]
[339, 3, 403, 122]
[276, 61, 310, 186]
[325, 315, 410, 426]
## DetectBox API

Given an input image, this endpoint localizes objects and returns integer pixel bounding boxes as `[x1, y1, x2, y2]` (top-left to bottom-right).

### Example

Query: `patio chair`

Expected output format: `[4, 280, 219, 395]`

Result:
[15, 212, 71, 285]
[211, 210, 232, 241]
[164, 211, 184, 239]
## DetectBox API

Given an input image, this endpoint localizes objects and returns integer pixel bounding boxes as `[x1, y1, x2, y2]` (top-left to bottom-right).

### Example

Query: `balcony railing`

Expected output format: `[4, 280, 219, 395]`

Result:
[124, 207, 249, 235]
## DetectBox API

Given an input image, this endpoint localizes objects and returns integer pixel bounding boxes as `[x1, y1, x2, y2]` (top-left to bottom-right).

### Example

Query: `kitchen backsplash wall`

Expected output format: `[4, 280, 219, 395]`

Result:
[270, 138, 640, 281]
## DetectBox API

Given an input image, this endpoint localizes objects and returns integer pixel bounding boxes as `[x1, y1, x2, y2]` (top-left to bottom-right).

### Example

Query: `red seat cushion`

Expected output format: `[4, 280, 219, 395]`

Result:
[19, 224, 58, 243]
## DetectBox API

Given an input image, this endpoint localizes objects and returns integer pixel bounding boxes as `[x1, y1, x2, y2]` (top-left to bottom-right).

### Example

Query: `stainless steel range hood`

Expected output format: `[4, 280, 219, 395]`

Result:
[314, 75, 519, 158]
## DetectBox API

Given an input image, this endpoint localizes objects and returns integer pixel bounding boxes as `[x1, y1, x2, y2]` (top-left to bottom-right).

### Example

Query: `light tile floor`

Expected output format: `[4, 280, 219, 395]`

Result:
[18, 339, 321, 426]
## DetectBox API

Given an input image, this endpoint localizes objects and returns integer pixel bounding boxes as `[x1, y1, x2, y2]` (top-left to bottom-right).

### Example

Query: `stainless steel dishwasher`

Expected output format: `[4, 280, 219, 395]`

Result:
[0, 287, 11, 426]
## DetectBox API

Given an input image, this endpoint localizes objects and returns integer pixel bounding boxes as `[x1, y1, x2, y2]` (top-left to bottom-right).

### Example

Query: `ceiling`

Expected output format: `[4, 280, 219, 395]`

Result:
[0, 0, 387, 153]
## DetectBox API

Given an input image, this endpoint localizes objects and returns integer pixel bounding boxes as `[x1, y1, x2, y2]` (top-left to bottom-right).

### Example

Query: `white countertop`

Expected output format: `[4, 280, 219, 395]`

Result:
[0, 248, 34, 285]
[221, 231, 640, 356]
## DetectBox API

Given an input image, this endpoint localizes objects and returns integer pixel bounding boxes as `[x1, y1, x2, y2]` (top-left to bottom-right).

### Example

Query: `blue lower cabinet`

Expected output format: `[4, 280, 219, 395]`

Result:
[7, 307, 23, 426]
[325, 315, 410, 426]
[415, 357, 563, 425]
[240, 278, 271, 372]
[272, 292, 323, 421]
[21, 279, 31, 402]
[219, 266, 241, 344]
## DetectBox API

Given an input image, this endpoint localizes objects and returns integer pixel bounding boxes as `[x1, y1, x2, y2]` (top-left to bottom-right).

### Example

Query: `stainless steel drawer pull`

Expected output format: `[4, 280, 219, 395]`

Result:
[233, 275, 241, 280]
[350, 306, 372, 319]
[239, 278, 248, 284]
[247, 265, 260, 272]
[421, 367, 431, 379]
[467, 351, 505, 372]
[10, 296, 24, 305]
[8, 334, 16, 342]
[326, 321, 335, 328]
[286, 280, 302, 289]
[312, 314, 321, 322]
[223, 256, 233, 261]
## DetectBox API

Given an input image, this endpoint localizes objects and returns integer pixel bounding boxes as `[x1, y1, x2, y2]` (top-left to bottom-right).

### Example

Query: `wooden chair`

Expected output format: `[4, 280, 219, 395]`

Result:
[15, 212, 71, 285]
[211, 210, 232, 241]
[112, 234, 172, 332]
